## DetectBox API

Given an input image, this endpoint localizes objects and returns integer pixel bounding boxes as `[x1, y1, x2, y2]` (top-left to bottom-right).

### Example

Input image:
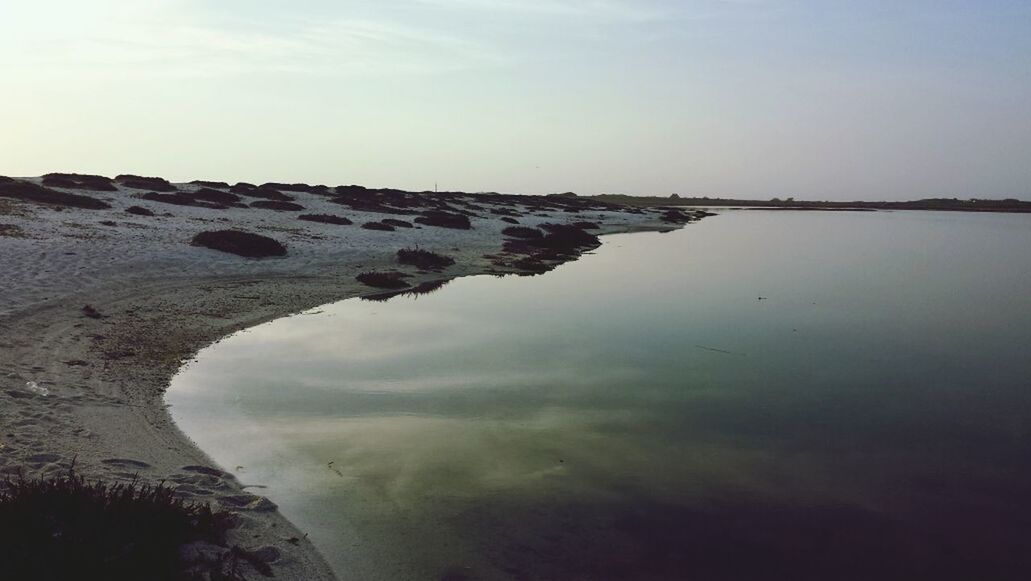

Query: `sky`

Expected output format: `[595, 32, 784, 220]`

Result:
[1, 0, 1029, 200]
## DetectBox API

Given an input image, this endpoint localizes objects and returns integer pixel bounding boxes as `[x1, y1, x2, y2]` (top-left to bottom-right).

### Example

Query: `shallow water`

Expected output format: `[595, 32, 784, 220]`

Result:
[170, 211, 1031, 580]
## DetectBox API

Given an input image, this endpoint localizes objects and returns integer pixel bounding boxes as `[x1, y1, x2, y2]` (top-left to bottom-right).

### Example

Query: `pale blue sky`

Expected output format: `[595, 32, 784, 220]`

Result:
[1, 0, 1029, 200]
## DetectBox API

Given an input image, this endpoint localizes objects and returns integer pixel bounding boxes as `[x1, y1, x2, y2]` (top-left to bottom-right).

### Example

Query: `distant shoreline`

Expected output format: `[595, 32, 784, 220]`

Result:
[591, 194, 1031, 213]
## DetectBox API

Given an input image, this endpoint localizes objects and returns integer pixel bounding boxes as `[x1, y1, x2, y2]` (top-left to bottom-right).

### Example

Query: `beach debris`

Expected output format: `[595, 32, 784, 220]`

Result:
[82, 304, 104, 319]
[694, 345, 743, 356]
[327, 461, 344, 478]
[26, 381, 48, 396]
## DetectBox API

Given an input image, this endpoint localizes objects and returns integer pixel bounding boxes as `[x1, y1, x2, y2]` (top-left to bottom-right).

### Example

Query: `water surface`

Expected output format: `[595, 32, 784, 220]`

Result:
[171, 211, 1031, 580]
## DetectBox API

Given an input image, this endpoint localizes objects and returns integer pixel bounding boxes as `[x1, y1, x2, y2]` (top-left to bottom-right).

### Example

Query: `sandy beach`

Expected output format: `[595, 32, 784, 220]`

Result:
[0, 176, 698, 579]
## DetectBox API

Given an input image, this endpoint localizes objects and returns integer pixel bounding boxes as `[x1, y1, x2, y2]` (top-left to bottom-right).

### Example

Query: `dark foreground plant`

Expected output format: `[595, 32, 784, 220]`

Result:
[0, 469, 234, 581]
[396, 248, 455, 270]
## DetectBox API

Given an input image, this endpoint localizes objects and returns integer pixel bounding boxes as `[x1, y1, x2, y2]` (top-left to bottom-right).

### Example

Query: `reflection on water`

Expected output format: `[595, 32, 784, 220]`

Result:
[170, 211, 1031, 580]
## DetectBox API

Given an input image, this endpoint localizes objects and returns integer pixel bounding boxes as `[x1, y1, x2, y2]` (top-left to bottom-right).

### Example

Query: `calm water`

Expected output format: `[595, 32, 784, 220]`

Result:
[170, 211, 1031, 580]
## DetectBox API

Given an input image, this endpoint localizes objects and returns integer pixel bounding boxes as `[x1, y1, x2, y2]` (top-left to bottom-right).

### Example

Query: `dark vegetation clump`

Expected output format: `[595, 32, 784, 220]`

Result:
[125, 206, 155, 216]
[570, 221, 600, 230]
[396, 248, 455, 270]
[116, 175, 177, 192]
[0, 177, 111, 210]
[140, 192, 227, 210]
[512, 257, 550, 275]
[382, 218, 413, 228]
[191, 188, 241, 206]
[414, 210, 471, 230]
[534, 223, 601, 251]
[502, 226, 543, 239]
[298, 214, 352, 225]
[0, 470, 232, 581]
[249, 200, 304, 211]
[356, 271, 410, 289]
[361, 221, 395, 231]
[189, 180, 231, 189]
[260, 182, 322, 194]
[191, 230, 287, 258]
[82, 304, 104, 319]
[42, 173, 118, 191]
[239, 186, 294, 202]
[500, 217, 520, 224]
[660, 209, 693, 224]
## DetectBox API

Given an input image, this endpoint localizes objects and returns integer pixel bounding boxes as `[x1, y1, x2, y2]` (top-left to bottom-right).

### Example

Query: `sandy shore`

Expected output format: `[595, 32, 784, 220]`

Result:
[0, 176, 697, 579]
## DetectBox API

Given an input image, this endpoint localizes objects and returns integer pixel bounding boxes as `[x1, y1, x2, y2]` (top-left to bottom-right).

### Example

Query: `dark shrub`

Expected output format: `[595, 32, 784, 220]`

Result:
[229, 182, 256, 193]
[250, 200, 304, 211]
[356, 271, 410, 289]
[414, 210, 471, 230]
[0, 178, 111, 210]
[570, 221, 600, 230]
[299, 214, 352, 225]
[191, 188, 240, 205]
[115, 175, 177, 192]
[191, 230, 286, 258]
[382, 218, 413, 228]
[189, 180, 230, 189]
[140, 192, 226, 210]
[396, 248, 455, 270]
[125, 206, 154, 216]
[335, 185, 370, 195]
[362, 222, 395, 231]
[42, 173, 118, 191]
[502, 226, 543, 239]
[0, 470, 232, 581]
[243, 186, 294, 202]
[500, 217, 519, 224]
[533, 224, 600, 252]
[513, 257, 551, 274]
[661, 209, 692, 223]
[261, 182, 319, 193]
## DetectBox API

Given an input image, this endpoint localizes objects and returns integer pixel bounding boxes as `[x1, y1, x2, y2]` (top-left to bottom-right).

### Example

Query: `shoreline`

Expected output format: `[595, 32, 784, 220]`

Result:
[0, 176, 696, 579]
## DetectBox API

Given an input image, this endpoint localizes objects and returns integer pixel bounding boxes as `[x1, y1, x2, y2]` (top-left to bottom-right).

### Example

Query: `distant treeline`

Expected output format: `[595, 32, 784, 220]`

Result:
[588, 194, 1031, 213]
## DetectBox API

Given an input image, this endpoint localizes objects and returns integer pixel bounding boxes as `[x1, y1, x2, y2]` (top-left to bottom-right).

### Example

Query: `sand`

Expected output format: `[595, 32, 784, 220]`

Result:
[0, 177, 692, 579]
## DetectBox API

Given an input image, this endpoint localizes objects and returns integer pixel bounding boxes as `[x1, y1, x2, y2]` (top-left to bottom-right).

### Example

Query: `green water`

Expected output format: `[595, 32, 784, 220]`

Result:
[170, 211, 1031, 580]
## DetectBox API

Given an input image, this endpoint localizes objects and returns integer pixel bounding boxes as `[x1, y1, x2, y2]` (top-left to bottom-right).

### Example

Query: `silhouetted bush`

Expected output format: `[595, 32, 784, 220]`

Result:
[115, 175, 177, 192]
[570, 221, 600, 230]
[415, 210, 471, 230]
[500, 217, 519, 224]
[396, 248, 455, 270]
[189, 180, 230, 189]
[660, 209, 692, 223]
[361, 222, 395, 231]
[230, 184, 293, 201]
[513, 257, 550, 274]
[298, 214, 352, 225]
[534, 223, 600, 251]
[382, 219, 413, 228]
[42, 173, 118, 191]
[356, 271, 410, 289]
[502, 226, 543, 239]
[140, 192, 227, 210]
[191, 188, 241, 205]
[0, 470, 232, 581]
[0, 177, 111, 210]
[191, 230, 287, 258]
[250, 200, 304, 211]
[261, 182, 319, 193]
[125, 206, 155, 216]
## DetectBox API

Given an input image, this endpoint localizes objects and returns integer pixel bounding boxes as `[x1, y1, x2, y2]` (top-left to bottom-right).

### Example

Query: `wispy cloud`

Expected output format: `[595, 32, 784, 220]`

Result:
[414, 0, 674, 21]
[1, 4, 506, 79]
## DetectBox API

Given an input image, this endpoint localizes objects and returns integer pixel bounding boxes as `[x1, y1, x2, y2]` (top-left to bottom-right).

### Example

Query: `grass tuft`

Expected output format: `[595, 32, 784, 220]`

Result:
[396, 247, 456, 270]
[0, 469, 233, 581]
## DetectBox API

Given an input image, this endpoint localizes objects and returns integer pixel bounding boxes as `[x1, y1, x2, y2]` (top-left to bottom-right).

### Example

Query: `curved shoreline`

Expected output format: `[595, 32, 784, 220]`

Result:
[1, 198, 691, 579]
